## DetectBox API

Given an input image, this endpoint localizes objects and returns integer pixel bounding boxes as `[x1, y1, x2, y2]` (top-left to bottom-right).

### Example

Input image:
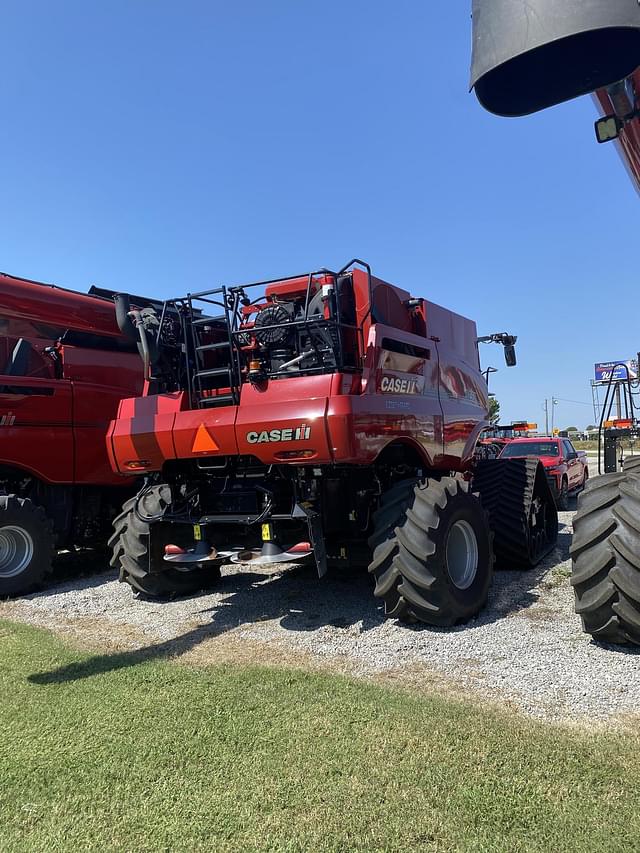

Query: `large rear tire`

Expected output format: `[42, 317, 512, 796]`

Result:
[109, 485, 221, 598]
[0, 495, 54, 596]
[623, 456, 640, 474]
[571, 471, 640, 645]
[368, 477, 494, 626]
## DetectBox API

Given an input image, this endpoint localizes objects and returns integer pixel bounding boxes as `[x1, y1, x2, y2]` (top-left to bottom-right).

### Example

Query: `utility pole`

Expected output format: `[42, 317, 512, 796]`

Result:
[551, 397, 558, 434]
[544, 399, 549, 435]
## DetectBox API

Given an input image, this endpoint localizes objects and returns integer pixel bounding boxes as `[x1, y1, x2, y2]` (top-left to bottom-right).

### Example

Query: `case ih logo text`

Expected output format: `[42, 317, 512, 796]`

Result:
[380, 376, 419, 394]
[246, 424, 312, 444]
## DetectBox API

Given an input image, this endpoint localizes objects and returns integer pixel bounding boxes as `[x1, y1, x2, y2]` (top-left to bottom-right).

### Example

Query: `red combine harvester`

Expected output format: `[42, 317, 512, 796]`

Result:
[478, 421, 537, 459]
[0, 273, 144, 595]
[108, 260, 557, 625]
[470, 0, 640, 643]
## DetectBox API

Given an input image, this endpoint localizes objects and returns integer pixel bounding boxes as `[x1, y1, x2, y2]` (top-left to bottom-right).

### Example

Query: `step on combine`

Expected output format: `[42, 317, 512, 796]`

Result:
[108, 260, 557, 625]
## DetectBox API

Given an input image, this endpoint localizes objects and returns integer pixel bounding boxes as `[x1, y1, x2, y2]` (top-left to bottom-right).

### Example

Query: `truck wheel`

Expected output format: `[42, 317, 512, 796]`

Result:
[0, 495, 54, 596]
[558, 478, 569, 511]
[580, 467, 589, 492]
[368, 477, 494, 626]
[571, 471, 640, 645]
[109, 485, 221, 598]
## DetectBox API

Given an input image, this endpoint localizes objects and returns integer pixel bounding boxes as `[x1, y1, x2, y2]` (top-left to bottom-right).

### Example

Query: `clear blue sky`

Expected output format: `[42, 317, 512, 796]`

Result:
[2, 1, 637, 429]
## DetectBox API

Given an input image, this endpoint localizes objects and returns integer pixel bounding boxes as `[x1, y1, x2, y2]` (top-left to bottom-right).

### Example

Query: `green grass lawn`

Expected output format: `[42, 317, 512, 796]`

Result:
[1, 619, 639, 852]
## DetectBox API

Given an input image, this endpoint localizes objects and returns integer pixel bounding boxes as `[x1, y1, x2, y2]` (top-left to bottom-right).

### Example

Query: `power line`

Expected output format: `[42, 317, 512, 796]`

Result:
[554, 397, 592, 406]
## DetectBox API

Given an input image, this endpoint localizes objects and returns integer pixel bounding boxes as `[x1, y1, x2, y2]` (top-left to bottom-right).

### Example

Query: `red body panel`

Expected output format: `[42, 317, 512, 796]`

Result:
[0, 377, 74, 484]
[0, 274, 143, 486]
[109, 272, 491, 476]
[0, 272, 124, 338]
[594, 69, 640, 194]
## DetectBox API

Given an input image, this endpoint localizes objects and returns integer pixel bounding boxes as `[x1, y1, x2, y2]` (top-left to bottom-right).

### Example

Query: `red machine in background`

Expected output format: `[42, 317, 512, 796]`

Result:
[0, 272, 144, 595]
[477, 421, 538, 458]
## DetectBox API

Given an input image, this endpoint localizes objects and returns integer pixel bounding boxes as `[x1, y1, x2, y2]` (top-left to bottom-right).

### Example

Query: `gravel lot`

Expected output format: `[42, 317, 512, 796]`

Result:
[2, 479, 640, 729]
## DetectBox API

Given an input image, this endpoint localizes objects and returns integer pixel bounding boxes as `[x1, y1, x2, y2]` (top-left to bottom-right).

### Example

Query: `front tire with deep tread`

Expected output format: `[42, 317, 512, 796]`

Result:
[109, 485, 220, 598]
[0, 495, 54, 596]
[368, 477, 494, 626]
[571, 470, 640, 645]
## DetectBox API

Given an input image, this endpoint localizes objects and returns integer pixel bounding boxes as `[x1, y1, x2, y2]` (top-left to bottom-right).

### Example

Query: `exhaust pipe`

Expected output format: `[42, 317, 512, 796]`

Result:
[470, 0, 640, 116]
[114, 293, 138, 341]
[114, 292, 159, 380]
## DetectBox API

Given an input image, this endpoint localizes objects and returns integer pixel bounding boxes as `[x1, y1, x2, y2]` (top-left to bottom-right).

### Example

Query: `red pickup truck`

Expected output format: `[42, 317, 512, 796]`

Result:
[498, 438, 588, 510]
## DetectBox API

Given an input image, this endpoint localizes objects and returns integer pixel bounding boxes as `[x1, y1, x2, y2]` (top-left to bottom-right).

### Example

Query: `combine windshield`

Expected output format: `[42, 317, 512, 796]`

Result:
[501, 441, 559, 458]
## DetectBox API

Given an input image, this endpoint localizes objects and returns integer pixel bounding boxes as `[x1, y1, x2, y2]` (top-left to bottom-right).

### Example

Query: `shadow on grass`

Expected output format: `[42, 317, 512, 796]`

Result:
[28, 623, 216, 685]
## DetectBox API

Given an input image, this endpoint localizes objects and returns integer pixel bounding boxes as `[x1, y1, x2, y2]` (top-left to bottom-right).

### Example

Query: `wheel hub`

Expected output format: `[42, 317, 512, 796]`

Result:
[446, 520, 478, 590]
[0, 525, 34, 578]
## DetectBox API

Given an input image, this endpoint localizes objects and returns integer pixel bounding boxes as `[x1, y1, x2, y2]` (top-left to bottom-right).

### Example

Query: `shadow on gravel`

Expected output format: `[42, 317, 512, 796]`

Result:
[28, 561, 385, 684]
[50, 549, 114, 587]
[478, 524, 574, 623]
[206, 561, 386, 634]
[592, 641, 640, 656]
[27, 525, 577, 685]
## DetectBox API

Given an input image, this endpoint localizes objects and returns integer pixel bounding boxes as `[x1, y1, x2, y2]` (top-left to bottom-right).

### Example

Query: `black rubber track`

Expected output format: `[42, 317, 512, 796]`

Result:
[0, 495, 54, 596]
[109, 485, 220, 598]
[570, 470, 640, 645]
[472, 458, 558, 569]
[367, 477, 494, 626]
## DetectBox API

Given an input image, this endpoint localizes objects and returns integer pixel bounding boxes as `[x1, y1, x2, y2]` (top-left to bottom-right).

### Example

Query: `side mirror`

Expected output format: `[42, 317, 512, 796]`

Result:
[595, 115, 623, 143]
[504, 344, 516, 367]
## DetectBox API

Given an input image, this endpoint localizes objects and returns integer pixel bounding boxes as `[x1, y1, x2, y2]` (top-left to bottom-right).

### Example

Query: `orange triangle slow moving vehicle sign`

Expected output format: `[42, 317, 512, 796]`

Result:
[191, 423, 219, 454]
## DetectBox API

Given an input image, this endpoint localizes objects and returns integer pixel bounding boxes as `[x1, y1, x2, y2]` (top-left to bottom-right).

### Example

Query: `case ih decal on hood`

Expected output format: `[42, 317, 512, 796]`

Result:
[246, 424, 312, 444]
[380, 375, 422, 394]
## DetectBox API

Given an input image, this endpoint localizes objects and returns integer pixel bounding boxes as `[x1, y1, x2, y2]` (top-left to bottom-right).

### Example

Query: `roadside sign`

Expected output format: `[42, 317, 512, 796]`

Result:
[594, 360, 638, 383]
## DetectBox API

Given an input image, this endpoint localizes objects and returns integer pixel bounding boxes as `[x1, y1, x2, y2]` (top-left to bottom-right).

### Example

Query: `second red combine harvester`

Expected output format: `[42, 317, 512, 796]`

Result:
[0, 272, 145, 595]
[108, 260, 557, 625]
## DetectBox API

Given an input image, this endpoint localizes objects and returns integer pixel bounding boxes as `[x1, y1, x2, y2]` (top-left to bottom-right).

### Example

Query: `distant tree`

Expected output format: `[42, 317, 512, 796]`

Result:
[586, 425, 598, 431]
[564, 426, 579, 433]
[488, 397, 500, 424]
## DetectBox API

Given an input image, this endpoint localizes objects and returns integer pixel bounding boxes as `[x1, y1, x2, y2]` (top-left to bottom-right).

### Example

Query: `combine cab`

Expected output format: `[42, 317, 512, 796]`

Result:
[108, 260, 557, 625]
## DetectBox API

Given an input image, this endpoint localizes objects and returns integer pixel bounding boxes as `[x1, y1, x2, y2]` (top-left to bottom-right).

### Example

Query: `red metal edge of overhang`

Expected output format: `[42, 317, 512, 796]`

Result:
[594, 68, 640, 195]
